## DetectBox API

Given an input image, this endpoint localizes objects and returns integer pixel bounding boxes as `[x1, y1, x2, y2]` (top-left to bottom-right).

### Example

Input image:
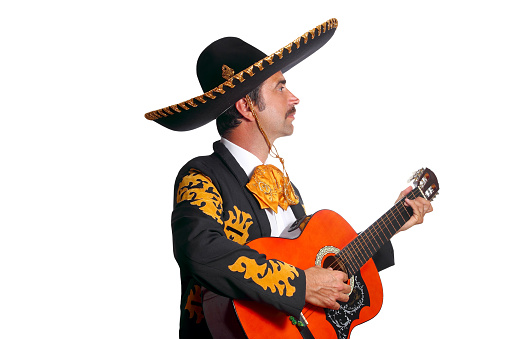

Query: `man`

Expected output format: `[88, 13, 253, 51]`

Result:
[145, 18, 432, 338]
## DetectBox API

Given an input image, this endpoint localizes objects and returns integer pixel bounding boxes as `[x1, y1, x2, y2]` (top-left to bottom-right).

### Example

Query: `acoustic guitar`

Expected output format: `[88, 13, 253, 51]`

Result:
[204, 168, 439, 339]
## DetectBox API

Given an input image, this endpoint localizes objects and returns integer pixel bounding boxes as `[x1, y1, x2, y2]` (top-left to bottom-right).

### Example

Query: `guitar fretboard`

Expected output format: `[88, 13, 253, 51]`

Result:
[336, 188, 423, 275]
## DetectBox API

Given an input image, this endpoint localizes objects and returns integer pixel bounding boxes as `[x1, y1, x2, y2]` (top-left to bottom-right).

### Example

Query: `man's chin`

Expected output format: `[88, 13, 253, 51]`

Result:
[284, 126, 295, 137]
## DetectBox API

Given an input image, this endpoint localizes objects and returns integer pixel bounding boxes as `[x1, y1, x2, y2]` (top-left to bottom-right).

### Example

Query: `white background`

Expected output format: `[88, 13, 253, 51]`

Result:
[1, 1, 508, 338]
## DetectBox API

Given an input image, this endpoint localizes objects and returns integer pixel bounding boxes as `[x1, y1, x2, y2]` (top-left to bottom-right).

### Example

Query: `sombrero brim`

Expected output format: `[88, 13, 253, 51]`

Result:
[145, 18, 338, 131]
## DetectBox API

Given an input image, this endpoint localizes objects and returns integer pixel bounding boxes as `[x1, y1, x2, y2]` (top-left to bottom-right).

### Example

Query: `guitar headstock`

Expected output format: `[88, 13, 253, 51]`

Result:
[408, 168, 440, 201]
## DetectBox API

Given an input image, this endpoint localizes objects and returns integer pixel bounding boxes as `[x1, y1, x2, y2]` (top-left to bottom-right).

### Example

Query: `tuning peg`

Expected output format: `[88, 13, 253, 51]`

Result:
[407, 168, 424, 183]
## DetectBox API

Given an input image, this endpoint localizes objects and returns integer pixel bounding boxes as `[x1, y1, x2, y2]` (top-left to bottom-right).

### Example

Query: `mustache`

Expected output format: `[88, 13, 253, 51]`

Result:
[285, 106, 296, 118]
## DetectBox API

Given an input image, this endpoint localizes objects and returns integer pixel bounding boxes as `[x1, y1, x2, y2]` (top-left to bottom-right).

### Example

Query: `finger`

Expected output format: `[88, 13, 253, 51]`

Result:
[336, 271, 349, 282]
[405, 198, 424, 224]
[413, 197, 433, 213]
[413, 198, 433, 220]
[330, 300, 341, 310]
[395, 186, 413, 203]
[337, 294, 349, 303]
[423, 200, 433, 213]
[320, 291, 343, 308]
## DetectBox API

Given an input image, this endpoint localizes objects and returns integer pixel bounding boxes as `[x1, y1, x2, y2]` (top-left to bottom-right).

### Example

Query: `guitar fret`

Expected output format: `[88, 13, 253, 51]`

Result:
[387, 206, 402, 231]
[392, 204, 408, 229]
[361, 229, 377, 259]
[375, 217, 390, 243]
[338, 247, 356, 275]
[364, 225, 380, 253]
[337, 251, 355, 276]
[345, 241, 362, 272]
[364, 227, 379, 256]
[383, 212, 397, 235]
[354, 237, 368, 265]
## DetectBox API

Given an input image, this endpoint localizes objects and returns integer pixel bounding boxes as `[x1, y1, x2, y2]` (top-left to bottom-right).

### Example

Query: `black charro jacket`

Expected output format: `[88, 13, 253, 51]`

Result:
[171, 141, 394, 338]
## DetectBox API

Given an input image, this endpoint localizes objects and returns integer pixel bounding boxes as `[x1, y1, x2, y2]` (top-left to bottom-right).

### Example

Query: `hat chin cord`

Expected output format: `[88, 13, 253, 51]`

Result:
[245, 95, 292, 184]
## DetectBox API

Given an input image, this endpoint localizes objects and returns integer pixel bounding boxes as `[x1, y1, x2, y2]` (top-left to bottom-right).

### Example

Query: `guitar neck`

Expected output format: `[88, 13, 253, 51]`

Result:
[337, 187, 424, 276]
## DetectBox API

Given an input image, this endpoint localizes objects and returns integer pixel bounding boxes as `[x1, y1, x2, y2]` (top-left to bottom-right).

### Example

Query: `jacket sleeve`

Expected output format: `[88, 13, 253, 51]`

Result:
[372, 241, 394, 272]
[172, 168, 305, 317]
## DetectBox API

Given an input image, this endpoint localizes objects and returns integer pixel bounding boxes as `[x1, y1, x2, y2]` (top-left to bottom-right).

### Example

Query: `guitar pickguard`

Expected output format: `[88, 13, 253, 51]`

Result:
[325, 272, 370, 339]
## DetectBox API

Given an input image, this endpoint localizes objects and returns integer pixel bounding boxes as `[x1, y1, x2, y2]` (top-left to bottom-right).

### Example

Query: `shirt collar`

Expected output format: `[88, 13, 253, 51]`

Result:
[220, 137, 263, 178]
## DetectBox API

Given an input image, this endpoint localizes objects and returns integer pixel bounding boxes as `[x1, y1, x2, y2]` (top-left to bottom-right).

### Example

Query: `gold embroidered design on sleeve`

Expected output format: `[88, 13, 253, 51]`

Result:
[228, 257, 299, 297]
[184, 285, 204, 324]
[177, 169, 223, 225]
[223, 206, 253, 245]
[145, 18, 338, 121]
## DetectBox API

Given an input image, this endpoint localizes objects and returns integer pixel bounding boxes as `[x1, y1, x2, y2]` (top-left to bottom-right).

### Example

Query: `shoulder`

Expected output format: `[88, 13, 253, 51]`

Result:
[176, 141, 240, 180]
[174, 142, 229, 188]
[176, 153, 222, 182]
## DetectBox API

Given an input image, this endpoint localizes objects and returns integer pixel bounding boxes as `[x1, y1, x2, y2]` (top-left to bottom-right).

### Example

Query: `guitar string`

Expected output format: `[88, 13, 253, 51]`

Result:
[301, 200, 413, 320]
[346, 188, 418, 271]
[320, 199, 412, 278]
[340, 192, 414, 273]
[300, 189, 420, 320]
[348, 197, 410, 269]
[303, 183, 436, 320]
[331, 195, 411, 273]
[325, 190, 416, 274]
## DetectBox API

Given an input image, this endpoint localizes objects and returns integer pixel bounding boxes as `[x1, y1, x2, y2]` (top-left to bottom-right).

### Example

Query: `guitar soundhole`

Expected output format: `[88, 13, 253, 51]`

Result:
[323, 255, 347, 274]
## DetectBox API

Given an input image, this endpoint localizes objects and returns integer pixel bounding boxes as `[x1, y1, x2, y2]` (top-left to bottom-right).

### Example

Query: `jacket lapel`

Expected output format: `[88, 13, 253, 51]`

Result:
[212, 141, 272, 237]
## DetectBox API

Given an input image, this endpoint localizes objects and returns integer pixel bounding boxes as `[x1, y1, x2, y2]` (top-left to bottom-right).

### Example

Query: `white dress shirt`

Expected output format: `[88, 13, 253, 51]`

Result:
[220, 138, 298, 237]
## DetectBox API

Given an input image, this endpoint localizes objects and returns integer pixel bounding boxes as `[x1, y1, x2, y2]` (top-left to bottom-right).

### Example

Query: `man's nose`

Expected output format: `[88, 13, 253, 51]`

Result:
[288, 90, 300, 106]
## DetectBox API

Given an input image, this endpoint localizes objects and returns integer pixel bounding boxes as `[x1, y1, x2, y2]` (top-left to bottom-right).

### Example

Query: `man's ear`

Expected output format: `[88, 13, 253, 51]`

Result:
[235, 97, 255, 122]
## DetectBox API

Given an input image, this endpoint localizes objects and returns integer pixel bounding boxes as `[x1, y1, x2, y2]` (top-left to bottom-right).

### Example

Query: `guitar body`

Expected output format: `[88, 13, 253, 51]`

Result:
[232, 210, 383, 339]
[205, 168, 440, 338]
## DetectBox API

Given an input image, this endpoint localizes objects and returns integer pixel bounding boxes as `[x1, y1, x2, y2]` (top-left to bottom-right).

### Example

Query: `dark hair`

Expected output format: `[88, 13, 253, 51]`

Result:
[216, 85, 265, 137]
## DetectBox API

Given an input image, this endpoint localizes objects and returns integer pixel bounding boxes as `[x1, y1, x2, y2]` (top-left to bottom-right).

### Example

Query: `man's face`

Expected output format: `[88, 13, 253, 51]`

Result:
[255, 71, 300, 142]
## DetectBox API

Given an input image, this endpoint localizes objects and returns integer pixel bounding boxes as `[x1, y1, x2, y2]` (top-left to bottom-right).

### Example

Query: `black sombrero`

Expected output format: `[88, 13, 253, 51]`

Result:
[145, 18, 338, 131]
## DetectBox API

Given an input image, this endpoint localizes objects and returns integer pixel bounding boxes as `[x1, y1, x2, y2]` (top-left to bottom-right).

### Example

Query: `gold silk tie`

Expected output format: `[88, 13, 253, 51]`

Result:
[246, 164, 299, 213]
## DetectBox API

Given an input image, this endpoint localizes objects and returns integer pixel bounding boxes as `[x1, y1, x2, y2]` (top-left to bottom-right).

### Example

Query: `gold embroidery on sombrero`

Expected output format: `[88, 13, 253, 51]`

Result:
[228, 257, 299, 297]
[186, 99, 197, 108]
[223, 206, 253, 245]
[214, 84, 226, 94]
[222, 64, 235, 79]
[177, 169, 223, 225]
[223, 78, 235, 89]
[178, 102, 190, 110]
[144, 18, 339, 121]
[194, 95, 207, 103]
[293, 36, 301, 49]
[308, 28, 316, 39]
[233, 72, 245, 83]
[184, 285, 204, 324]
[254, 60, 264, 71]
[162, 107, 172, 116]
[302, 31, 309, 44]
[284, 42, 293, 54]
[204, 90, 216, 99]
[274, 48, 284, 59]
[263, 54, 274, 65]
[244, 65, 255, 77]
